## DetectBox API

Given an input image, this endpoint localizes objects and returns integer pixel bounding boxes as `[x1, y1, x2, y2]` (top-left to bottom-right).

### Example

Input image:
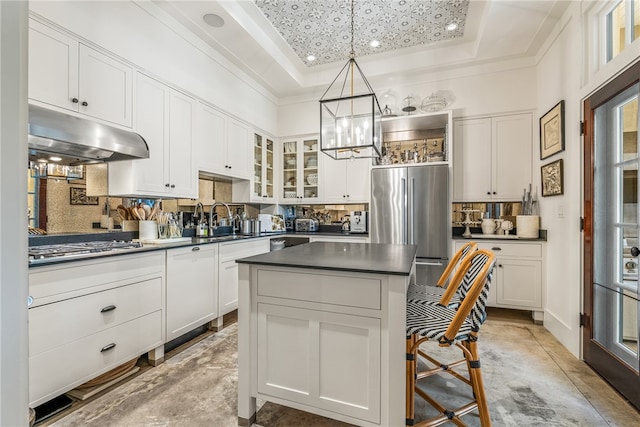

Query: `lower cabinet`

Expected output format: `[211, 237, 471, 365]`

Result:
[257, 303, 381, 423]
[218, 239, 270, 317]
[28, 252, 164, 407]
[454, 240, 544, 320]
[165, 244, 218, 342]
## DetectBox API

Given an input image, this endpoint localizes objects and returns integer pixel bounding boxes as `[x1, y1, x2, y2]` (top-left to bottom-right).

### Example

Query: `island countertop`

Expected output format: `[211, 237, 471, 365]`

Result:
[236, 242, 417, 276]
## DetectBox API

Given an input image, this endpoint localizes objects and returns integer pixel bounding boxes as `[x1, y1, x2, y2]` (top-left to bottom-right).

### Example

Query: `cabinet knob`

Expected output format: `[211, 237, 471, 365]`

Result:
[81, 101, 88, 107]
[170, 184, 175, 188]
[100, 305, 116, 313]
[498, 264, 503, 268]
[487, 191, 491, 195]
[165, 183, 170, 187]
[71, 97, 79, 103]
[492, 191, 496, 195]
[631, 247, 640, 257]
[100, 343, 116, 352]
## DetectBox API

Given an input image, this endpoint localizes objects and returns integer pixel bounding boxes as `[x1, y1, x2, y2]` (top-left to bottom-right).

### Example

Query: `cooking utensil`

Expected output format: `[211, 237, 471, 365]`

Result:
[129, 206, 139, 220]
[137, 206, 146, 221]
[116, 205, 129, 221]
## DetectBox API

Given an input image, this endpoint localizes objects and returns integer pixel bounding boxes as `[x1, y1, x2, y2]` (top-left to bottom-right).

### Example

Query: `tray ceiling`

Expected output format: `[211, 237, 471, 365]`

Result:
[155, 0, 571, 98]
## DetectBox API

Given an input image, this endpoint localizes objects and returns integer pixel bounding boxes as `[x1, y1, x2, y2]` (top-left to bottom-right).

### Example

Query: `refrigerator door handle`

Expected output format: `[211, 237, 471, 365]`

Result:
[415, 260, 445, 266]
[401, 177, 407, 244]
[409, 178, 415, 245]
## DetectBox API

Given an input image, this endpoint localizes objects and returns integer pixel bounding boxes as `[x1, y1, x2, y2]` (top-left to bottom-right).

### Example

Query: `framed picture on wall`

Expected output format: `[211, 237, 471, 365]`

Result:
[541, 159, 564, 197]
[70, 187, 99, 205]
[540, 100, 565, 159]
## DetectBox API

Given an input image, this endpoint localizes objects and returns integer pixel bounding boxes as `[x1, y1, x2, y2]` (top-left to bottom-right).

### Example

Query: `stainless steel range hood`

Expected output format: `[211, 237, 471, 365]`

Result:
[28, 105, 149, 165]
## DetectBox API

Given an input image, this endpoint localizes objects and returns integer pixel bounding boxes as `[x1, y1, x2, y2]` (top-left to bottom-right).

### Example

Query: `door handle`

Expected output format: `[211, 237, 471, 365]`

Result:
[401, 177, 407, 244]
[409, 178, 415, 245]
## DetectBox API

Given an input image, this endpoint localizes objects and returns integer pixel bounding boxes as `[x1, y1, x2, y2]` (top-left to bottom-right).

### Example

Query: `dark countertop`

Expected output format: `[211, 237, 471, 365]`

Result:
[452, 227, 547, 242]
[236, 242, 417, 276]
[27, 231, 369, 268]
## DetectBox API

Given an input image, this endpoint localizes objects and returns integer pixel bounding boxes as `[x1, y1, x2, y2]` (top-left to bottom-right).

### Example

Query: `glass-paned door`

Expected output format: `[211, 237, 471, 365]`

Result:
[282, 140, 298, 200]
[265, 139, 273, 198]
[254, 134, 263, 197]
[585, 61, 639, 409]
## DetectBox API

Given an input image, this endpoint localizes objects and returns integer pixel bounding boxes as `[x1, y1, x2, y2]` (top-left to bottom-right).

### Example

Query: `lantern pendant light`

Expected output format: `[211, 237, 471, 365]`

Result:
[319, 0, 382, 160]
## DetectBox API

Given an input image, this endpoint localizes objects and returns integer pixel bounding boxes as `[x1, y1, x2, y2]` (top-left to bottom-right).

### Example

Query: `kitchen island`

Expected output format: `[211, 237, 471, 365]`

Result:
[236, 242, 417, 427]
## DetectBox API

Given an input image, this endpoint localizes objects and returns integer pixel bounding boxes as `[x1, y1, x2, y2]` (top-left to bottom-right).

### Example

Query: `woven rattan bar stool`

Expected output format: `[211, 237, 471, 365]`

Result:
[405, 249, 496, 427]
[406, 242, 477, 308]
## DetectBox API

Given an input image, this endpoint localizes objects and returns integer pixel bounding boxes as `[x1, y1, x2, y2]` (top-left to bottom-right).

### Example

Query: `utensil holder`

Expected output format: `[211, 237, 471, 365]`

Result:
[516, 215, 539, 238]
[121, 220, 139, 232]
[139, 220, 158, 240]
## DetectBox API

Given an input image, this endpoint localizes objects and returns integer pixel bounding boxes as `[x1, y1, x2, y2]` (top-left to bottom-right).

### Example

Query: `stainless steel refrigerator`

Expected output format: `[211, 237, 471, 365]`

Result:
[370, 165, 450, 285]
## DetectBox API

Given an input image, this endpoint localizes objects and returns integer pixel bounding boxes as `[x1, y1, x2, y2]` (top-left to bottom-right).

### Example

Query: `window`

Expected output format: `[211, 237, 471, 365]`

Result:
[605, 0, 640, 63]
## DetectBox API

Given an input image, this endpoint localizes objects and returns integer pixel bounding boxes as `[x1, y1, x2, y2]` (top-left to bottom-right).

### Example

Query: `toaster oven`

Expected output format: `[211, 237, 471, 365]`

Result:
[295, 218, 319, 232]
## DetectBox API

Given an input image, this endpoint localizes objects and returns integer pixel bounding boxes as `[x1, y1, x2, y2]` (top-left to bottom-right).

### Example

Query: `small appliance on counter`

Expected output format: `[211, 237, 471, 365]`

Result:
[350, 211, 368, 233]
[295, 218, 319, 232]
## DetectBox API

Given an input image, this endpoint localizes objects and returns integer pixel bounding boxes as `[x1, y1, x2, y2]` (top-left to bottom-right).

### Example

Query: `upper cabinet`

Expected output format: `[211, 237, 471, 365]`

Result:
[196, 103, 251, 180]
[231, 132, 276, 203]
[322, 155, 371, 204]
[281, 137, 320, 203]
[108, 72, 197, 198]
[28, 19, 132, 128]
[453, 113, 533, 202]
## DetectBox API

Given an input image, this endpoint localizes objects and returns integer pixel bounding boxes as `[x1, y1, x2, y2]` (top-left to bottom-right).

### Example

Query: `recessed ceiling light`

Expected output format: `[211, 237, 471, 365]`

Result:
[37, 158, 47, 163]
[370, 40, 381, 48]
[446, 22, 458, 31]
[306, 55, 316, 62]
[49, 156, 62, 162]
[203, 13, 224, 28]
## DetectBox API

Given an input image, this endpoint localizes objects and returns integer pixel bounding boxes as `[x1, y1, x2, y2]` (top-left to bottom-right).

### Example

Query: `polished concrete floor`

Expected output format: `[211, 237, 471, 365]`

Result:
[42, 309, 640, 426]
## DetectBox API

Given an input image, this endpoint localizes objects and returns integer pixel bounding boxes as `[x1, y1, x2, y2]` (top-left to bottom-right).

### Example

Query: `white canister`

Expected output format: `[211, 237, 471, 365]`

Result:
[516, 215, 540, 238]
[139, 220, 158, 240]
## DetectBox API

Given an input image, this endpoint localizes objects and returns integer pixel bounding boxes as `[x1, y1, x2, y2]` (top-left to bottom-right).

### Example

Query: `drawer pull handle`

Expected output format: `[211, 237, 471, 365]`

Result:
[491, 247, 502, 251]
[100, 305, 116, 313]
[192, 246, 200, 252]
[100, 343, 116, 352]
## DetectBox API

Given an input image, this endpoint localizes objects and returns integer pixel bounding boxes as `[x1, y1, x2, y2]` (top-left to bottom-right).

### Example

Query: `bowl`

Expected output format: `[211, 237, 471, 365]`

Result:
[286, 158, 296, 167]
[306, 158, 317, 168]
[307, 174, 318, 185]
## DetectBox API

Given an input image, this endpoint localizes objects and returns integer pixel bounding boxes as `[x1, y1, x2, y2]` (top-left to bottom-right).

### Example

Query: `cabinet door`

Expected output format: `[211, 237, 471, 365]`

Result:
[264, 138, 275, 199]
[453, 118, 492, 201]
[131, 73, 169, 195]
[167, 90, 197, 198]
[282, 139, 299, 201]
[492, 114, 533, 200]
[226, 119, 251, 179]
[219, 260, 239, 316]
[300, 138, 319, 201]
[257, 303, 381, 423]
[166, 245, 217, 341]
[496, 259, 542, 309]
[321, 156, 347, 203]
[345, 158, 371, 202]
[28, 19, 79, 111]
[78, 44, 132, 127]
[197, 103, 226, 175]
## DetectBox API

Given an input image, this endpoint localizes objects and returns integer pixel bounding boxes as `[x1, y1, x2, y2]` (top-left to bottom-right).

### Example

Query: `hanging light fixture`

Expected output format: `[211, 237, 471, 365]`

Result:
[319, 0, 382, 160]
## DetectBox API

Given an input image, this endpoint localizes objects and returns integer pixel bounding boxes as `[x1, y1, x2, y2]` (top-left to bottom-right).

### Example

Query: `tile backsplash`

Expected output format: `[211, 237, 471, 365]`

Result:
[451, 202, 523, 227]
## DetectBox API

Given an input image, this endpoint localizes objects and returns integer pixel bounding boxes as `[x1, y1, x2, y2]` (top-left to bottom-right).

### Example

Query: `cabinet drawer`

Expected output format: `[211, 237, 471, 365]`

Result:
[29, 251, 164, 306]
[29, 310, 162, 407]
[257, 268, 381, 310]
[29, 278, 162, 356]
[472, 242, 542, 258]
[219, 239, 269, 262]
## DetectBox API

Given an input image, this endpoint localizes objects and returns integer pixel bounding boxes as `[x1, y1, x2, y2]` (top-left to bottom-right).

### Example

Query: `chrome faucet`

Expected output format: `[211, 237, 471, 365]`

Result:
[209, 202, 233, 235]
[194, 202, 207, 237]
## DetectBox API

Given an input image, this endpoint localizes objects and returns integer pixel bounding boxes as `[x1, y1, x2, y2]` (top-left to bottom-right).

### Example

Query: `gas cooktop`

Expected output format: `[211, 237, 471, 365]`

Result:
[28, 240, 143, 264]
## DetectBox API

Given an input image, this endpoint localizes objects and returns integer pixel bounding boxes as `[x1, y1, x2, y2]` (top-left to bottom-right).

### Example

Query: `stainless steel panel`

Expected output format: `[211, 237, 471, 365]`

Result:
[408, 165, 449, 259]
[371, 167, 407, 244]
[415, 258, 447, 286]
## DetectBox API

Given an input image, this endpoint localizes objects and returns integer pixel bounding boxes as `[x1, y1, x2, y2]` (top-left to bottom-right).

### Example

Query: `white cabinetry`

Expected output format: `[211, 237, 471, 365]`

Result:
[166, 244, 218, 342]
[218, 239, 270, 317]
[281, 137, 320, 203]
[197, 103, 251, 180]
[454, 240, 544, 321]
[321, 156, 371, 203]
[232, 133, 275, 203]
[453, 113, 532, 201]
[28, 252, 164, 407]
[28, 19, 132, 127]
[108, 72, 197, 198]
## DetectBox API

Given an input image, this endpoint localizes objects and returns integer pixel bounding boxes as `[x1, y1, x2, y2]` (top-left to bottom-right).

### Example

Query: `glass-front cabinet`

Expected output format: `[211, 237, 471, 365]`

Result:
[253, 134, 274, 201]
[281, 137, 319, 203]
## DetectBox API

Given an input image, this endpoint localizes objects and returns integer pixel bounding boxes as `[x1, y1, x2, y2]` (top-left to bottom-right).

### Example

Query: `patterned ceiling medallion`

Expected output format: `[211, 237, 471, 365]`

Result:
[254, 0, 470, 67]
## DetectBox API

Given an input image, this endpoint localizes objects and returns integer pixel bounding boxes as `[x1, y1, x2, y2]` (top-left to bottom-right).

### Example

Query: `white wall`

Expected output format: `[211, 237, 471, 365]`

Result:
[0, 1, 29, 424]
[535, 6, 583, 357]
[29, 1, 278, 135]
[278, 63, 538, 136]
